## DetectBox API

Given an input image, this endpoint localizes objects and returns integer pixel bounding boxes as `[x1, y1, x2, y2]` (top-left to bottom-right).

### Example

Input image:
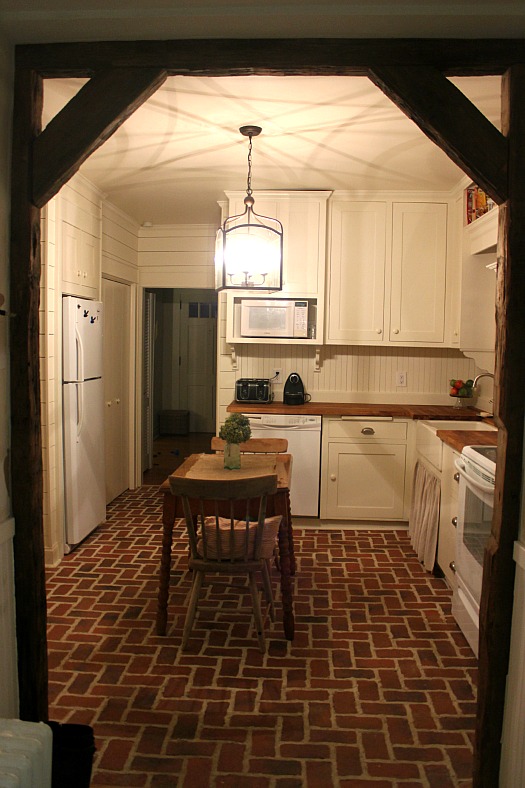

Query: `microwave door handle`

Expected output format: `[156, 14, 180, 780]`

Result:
[454, 459, 495, 494]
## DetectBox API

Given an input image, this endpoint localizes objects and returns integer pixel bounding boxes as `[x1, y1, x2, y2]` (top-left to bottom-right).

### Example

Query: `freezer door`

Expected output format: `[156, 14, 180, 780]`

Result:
[63, 296, 104, 381]
[63, 378, 106, 546]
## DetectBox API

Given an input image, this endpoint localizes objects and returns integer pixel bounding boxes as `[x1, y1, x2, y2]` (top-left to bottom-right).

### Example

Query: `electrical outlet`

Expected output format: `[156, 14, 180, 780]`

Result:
[273, 368, 282, 385]
[396, 370, 407, 387]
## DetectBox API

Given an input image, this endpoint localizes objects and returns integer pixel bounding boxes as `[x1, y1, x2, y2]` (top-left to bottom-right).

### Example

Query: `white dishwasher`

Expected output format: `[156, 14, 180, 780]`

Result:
[243, 413, 322, 517]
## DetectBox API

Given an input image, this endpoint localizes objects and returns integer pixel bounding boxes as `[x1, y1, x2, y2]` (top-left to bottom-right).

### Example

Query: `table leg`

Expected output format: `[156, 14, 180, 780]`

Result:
[275, 492, 295, 641]
[156, 491, 176, 636]
[286, 490, 296, 576]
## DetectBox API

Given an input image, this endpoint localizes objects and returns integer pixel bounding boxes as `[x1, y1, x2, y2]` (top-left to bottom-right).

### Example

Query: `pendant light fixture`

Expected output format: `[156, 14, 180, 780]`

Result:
[215, 125, 283, 291]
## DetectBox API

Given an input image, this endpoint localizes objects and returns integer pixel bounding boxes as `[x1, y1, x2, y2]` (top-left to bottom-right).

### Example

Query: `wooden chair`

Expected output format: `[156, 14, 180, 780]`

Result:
[211, 436, 288, 454]
[168, 473, 281, 653]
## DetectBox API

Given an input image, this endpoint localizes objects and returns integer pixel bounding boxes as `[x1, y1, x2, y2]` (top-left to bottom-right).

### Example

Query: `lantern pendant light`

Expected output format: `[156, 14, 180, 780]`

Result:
[215, 125, 283, 291]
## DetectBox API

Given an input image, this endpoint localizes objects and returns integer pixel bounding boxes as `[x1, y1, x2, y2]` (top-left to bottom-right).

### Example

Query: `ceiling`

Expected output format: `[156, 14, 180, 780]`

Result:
[2, 1, 525, 43]
[2, 1, 511, 226]
[43, 74, 502, 226]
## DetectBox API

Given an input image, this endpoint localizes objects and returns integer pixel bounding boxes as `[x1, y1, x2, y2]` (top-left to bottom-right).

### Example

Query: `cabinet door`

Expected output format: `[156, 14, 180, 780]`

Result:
[81, 231, 99, 291]
[324, 442, 406, 519]
[61, 222, 82, 287]
[227, 192, 328, 296]
[390, 202, 447, 343]
[327, 201, 387, 343]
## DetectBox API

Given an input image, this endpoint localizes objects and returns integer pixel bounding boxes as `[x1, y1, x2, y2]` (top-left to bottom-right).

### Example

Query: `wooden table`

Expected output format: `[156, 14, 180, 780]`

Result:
[156, 452, 296, 640]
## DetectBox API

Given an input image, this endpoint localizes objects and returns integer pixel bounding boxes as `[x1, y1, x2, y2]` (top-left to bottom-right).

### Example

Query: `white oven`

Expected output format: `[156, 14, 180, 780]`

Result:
[452, 444, 496, 656]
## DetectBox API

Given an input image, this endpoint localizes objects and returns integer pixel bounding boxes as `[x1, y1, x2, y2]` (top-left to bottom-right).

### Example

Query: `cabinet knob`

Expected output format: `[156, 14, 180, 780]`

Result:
[361, 427, 375, 435]
[393, 328, 399, 334]
[451, 516, 458, 527]
[449, 561, 457, 573]
[106, 401, 112, 407]
[115, 398, 121, 405]
[376, 328, 382, 334]
[454, 472, 460, 483]
[330, 474, 336, 481]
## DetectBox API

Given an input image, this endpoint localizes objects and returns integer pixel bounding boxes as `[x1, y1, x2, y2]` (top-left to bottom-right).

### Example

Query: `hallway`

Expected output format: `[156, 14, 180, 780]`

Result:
[46, 484, 477, 787]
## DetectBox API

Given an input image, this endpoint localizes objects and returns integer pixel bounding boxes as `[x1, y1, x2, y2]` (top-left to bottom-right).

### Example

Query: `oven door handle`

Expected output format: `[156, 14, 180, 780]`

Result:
[454, 459, 495, 494]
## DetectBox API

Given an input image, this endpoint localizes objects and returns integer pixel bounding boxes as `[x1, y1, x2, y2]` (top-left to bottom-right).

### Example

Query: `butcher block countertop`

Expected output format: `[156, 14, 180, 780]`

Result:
[436, 429, 498, 452]
[227, 401, 484, 420]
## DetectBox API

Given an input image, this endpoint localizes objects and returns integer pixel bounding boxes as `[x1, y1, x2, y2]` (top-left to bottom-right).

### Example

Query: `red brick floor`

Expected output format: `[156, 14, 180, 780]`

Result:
[46, 484, 477, 787]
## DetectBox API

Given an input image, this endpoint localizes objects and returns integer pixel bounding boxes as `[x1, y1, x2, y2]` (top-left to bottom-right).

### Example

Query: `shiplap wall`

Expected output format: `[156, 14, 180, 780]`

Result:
[138, 224, 216, 288]
[102, 201, 140, 283]
[40, 197, 61, 566]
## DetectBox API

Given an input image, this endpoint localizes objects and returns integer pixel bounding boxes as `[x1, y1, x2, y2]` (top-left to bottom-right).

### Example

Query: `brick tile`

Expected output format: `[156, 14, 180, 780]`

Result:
[46, 488, 476, 787]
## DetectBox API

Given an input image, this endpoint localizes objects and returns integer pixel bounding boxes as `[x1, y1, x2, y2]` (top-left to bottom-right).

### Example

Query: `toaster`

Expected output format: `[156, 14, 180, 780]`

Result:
[235, 378, 273, 403]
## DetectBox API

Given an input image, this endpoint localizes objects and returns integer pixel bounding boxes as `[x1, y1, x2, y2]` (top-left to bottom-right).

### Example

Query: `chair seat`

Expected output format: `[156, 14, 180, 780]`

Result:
[197, 515, 280, 560]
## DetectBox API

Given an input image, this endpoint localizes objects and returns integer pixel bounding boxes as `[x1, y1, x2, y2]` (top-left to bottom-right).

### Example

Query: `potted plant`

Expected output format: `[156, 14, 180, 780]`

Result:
[219, 413, 251, 469]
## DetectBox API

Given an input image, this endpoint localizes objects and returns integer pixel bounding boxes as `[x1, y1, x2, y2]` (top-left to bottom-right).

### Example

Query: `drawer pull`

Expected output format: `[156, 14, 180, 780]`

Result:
[449, 561, 457, 573]
[330, 474, 337, 481]
[361, 427, 375, 435]
[451, 516, 458, 527]
[454, 472, 460, 483]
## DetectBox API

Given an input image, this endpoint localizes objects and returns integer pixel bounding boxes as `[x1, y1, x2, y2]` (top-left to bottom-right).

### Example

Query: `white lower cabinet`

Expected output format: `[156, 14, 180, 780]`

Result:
[437, 444, 461, 589]
[320, 417, 408, 520]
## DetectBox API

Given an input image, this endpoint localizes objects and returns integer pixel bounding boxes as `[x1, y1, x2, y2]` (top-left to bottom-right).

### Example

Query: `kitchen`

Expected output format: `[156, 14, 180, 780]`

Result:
[5, 52, 524, 784]
[34, 74, 498, 648]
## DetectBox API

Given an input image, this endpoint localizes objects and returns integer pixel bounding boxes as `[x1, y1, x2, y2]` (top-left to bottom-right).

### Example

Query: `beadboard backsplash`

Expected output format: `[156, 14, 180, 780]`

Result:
[217, 328, 477, 423]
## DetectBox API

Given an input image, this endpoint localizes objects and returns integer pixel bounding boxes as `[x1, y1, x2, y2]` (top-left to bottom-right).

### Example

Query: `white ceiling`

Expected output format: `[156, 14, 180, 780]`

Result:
[43, 74, 502, 226]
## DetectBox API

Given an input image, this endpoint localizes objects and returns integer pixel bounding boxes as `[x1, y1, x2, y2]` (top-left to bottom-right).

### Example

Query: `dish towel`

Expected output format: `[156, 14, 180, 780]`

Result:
[408, 460, 441, 571]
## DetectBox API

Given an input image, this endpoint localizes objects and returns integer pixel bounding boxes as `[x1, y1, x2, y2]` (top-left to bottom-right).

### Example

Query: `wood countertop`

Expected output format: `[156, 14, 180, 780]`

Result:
[227, 401, 484, 420]
[436, 429, 498, 452]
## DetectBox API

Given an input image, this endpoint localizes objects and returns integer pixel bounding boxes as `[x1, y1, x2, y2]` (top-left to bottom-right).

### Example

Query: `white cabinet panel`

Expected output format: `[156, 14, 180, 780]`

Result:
[226, 190, 330, 296]
[327, 201, 387, 343]
[62, 222, 100, 297]
[324, 442, 406, 520]
[390, 202, 447, 343]
[320, 416, 408, 520]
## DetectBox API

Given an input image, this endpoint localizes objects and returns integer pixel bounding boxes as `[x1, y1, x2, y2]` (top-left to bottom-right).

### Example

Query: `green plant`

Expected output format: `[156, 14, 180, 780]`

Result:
[219, 413, 251, 444]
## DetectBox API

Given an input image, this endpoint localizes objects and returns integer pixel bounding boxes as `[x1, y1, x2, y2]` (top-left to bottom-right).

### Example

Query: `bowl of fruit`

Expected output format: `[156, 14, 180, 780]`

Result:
[449, 378, 474, 406]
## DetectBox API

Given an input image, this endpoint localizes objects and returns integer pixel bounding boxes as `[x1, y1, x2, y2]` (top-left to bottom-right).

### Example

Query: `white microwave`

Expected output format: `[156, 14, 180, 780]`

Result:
[240, 299, 308, 338]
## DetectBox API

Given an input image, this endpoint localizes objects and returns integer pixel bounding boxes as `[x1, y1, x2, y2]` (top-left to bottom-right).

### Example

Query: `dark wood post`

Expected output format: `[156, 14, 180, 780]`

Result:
[9, 66, 48, 721]
[473, 64, 525, 786]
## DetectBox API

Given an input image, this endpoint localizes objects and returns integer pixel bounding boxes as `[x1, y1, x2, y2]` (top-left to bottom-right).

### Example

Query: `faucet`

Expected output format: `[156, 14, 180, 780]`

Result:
[473, 372, 495, 412]
[473, 372, 495, 388]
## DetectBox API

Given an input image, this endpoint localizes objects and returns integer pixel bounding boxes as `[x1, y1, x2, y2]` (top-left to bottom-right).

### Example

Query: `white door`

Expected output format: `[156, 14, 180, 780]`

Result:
[102, 278, 131, 503]
[179, 300, 217, 432]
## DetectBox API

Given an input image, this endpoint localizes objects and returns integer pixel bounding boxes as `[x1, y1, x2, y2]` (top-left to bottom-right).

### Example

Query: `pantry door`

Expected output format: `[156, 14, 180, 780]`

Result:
[102, 278, 131, 503]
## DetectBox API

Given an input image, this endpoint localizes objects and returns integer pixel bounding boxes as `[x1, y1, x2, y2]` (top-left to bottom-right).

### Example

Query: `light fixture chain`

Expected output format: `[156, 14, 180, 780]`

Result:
[246, 134, 253, 196]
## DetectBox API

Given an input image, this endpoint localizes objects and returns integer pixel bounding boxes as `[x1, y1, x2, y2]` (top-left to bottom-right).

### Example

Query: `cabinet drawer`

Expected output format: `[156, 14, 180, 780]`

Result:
[325, 418, 408, 442]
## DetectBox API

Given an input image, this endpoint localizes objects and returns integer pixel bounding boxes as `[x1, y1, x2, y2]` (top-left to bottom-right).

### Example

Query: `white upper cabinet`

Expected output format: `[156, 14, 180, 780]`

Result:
[326, 197, 451, 347]
[390, 202, 447, 343]
[327, 201, 387, 343]
[225, 190, 331, 296]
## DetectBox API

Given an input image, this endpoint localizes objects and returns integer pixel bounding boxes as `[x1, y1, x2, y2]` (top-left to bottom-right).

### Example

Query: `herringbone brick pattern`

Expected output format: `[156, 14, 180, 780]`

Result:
[46, 485, 477, 787]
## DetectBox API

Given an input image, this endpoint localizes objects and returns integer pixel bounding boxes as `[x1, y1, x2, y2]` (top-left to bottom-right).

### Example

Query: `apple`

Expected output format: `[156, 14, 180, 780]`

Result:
[454, 379, 464, 389]
[450, 387, 459, 396]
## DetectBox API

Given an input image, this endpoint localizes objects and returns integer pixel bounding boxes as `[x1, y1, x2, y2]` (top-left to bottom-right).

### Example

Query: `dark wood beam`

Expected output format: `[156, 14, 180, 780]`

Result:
[33, 67, 167, 207]
[368, 64, 508, 205]
[15, 38, 525, 79]
[9, 67, 48, 722]
[473, 65, 525, 787]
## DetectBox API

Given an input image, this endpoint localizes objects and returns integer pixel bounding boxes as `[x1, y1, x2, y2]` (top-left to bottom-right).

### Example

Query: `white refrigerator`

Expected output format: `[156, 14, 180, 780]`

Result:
[62, 296, 106, 549]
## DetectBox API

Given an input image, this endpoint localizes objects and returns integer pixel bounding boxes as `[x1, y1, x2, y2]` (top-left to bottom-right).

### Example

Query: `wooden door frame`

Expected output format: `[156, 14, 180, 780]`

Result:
[9, 39, 525, 786]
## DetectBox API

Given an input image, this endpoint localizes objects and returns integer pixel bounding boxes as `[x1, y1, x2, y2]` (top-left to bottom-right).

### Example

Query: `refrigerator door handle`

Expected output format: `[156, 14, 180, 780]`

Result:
[76, 325, 84, 383]
[76, 383, 84, 441]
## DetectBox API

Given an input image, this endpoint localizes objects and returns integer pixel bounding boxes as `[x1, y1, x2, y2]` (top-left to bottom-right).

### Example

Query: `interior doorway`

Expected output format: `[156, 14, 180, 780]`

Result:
[142, 287, 217, 483]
